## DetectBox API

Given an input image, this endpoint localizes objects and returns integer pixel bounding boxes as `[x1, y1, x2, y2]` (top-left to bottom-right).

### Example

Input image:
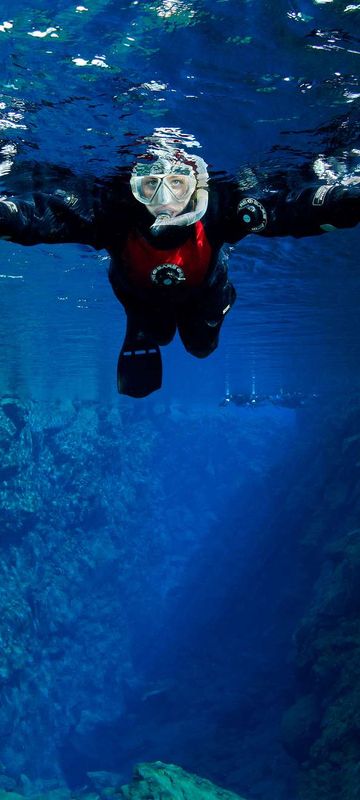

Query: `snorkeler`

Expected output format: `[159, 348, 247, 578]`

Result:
[219, 393, 269, 407]
[220, 390, 318, 408]
[0, 132, 359, 397]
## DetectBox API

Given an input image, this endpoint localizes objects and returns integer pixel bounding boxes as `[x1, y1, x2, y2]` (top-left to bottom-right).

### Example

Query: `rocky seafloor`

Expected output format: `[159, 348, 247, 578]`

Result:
[0, 762, 248, 800]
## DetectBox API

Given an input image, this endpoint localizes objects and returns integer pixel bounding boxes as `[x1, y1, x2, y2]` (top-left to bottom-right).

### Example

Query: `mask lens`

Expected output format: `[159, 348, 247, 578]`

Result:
[138, 176, 161, 201]
[164, 174, 192, 200]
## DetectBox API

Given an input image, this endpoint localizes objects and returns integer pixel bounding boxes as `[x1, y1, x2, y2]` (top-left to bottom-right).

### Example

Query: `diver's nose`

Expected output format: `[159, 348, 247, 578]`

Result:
[156, 181, 173, 204]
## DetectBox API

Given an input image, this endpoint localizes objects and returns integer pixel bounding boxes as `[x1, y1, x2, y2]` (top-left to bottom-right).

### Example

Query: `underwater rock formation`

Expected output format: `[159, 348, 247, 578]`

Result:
[118, 762, 247, 800]
[281, 406, 360, 800]
[4, 393, 360, 798]
[0, 398, 167, 778]
[0, 764, 248, 800]
[0, 396, 293, 790]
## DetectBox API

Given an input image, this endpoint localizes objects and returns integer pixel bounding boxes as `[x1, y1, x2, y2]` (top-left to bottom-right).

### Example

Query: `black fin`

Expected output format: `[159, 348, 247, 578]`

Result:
[117, 337, 162, 398]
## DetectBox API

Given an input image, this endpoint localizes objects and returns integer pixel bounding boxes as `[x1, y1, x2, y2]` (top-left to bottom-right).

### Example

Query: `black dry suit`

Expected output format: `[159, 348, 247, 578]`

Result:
[0, 167, 359, 395]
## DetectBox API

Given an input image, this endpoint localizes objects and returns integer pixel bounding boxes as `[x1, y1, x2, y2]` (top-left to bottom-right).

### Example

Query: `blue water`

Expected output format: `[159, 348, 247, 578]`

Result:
[0, 2, 359, 799]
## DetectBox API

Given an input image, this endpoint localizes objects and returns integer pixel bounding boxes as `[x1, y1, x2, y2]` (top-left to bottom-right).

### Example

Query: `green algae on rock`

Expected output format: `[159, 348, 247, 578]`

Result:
[0, 764, 248, 800]
[119, 762, 247, 800]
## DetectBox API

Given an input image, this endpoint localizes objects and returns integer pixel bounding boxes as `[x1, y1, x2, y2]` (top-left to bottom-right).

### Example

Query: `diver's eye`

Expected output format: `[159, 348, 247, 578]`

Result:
[169, 177, 185, 187]
[141, 177, 160, 197]
[167, 176, 190, 197]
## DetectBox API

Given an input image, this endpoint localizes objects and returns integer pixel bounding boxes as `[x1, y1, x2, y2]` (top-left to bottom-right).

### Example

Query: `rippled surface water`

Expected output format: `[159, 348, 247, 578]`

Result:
[0, 0, 359, 402]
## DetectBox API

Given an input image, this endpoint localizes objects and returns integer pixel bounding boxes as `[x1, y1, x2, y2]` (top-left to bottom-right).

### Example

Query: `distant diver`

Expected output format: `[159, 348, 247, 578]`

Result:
[220, 390, 318, 408]
[270, 391, 309, 408]
[0, 130, 359, 397]
[220, 392, 268, 407]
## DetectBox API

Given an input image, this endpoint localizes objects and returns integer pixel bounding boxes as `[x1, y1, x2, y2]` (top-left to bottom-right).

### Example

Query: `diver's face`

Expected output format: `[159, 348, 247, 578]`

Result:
[131, 170, 196, 217]
[141, 174, 193, 217]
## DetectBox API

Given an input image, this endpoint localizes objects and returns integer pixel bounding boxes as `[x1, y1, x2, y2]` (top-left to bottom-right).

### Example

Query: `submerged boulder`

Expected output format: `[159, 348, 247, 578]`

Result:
[281, 694, 321, 760]
[87, 772, 123, 791]
[118, 762, 247, 800]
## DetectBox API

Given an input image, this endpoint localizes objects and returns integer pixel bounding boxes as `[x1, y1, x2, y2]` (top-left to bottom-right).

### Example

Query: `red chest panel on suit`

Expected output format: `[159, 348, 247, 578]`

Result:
[123, 221, 212, 288]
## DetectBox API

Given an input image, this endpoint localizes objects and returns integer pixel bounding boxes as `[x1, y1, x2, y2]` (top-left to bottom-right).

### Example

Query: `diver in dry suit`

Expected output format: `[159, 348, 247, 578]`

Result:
[0, 139, 359, 397]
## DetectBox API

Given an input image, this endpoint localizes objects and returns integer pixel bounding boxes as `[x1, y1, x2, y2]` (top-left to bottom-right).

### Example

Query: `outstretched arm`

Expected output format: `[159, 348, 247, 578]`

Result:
[258, 180, 360, 238]
[222, 176, 360, 241]
[0, 184, 100, 247]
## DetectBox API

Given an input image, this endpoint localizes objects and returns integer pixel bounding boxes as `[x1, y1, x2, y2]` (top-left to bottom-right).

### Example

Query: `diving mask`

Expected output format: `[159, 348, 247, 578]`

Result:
[131, 161, 196, 207]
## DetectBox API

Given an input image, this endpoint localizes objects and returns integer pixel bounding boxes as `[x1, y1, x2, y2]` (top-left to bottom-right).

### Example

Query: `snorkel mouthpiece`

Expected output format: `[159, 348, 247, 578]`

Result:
[150, 211, 173, 235]
[150, 188, 208, 234]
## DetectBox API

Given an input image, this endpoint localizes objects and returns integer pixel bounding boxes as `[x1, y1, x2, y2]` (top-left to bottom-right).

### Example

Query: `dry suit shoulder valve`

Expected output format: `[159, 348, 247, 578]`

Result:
[237, 198, 267, 232]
